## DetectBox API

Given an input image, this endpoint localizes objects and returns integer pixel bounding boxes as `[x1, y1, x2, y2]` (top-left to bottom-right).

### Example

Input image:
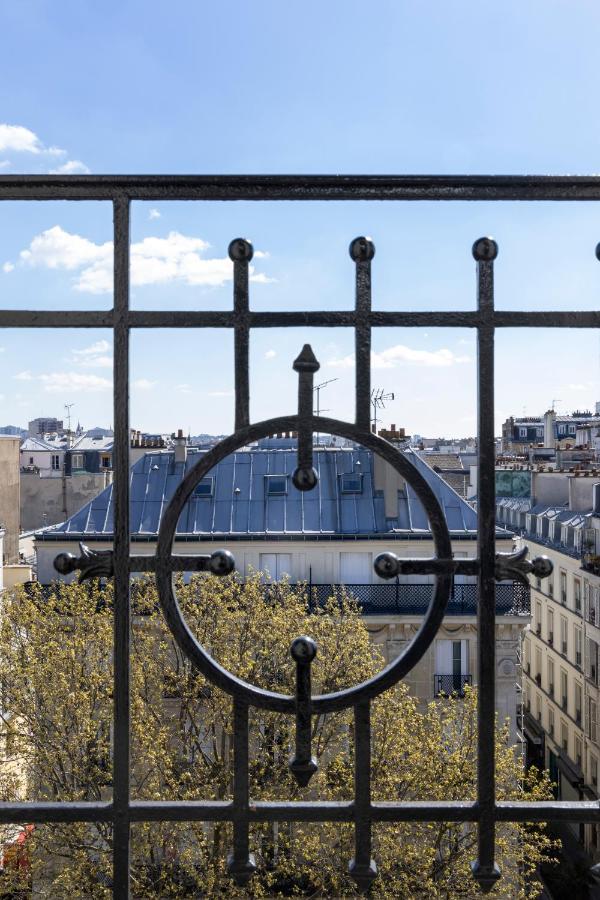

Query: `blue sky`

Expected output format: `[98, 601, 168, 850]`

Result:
[1, 1, 600, 436]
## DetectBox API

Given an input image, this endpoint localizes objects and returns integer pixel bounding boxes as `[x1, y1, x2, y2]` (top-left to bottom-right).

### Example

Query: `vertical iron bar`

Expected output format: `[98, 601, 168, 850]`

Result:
[471, 237, 501, 892]
[288, 637, 318, 785]
[349, 699, 377, 890]
[227, 697, 256, 885]
[113, 195, 131, 898]
[350, 237, 375, 431]
[229, 238, 253, 431]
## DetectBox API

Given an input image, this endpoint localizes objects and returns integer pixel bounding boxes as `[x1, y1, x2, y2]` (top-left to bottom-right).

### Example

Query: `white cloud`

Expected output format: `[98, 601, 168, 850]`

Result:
[264, 349, 277, 359]
[12, 370, 111, 392]
[148, 208, 161, 220]
[72, 339, 111, 357]
[49, 160, 91, 175]
[70, 340, 112, 369]
[0, 160, 10, 170]
[176, 383, 192, 394]
[207, 390, 234, 397]
[13, 226, 272, 294]
[0, 124, 65, 156]
[132, 378, 156, 390]
[254, 250, 269, 259]
[2, 262, 14, 273]
[327, 345, 472, 370]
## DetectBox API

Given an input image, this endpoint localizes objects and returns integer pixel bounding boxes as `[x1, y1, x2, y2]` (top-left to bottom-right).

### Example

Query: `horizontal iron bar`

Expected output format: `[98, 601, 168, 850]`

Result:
[0, 799, 596, 825]
[4, 174, 600, 201]
[3, 309, 600, 330]
[0, 801, 112, 823]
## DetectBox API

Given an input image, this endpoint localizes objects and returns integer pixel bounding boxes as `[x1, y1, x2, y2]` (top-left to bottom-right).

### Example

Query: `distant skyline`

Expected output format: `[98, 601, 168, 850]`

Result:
[2, 2, 600, 436]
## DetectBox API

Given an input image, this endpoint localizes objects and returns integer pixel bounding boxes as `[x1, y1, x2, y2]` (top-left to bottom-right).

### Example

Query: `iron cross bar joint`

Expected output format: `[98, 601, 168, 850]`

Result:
[54, 543, 236, 582]
[374, 547, 553, 586]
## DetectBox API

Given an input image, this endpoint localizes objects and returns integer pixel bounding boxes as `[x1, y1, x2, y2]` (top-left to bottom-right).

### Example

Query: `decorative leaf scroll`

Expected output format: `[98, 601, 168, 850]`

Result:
[54, 542, 114, 583]
[494, 545, 553, 586]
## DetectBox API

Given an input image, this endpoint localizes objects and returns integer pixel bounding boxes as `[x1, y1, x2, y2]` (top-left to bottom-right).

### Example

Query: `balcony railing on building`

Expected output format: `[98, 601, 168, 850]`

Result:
[264, 581, 530, 616]
[434, 673, 473, 697]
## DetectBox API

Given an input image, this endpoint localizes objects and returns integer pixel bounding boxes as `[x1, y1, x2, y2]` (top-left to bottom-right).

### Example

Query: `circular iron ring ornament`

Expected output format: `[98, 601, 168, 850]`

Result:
[156, 415, 453, 714]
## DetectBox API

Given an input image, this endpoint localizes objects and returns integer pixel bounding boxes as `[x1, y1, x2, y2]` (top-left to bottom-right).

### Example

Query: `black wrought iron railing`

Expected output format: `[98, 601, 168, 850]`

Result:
[434, 673, 473, 697]
[8, 172, 597, 899]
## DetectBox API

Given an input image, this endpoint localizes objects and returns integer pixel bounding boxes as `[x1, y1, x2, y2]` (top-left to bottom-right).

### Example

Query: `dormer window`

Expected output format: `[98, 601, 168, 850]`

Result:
[194, 477, 214, 497]
[341, 473, 362, 494]
[266, 476, 287, 496]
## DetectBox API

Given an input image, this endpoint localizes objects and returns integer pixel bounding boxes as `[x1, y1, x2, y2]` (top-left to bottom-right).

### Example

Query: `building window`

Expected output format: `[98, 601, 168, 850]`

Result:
[560, 616, 568, 656]
[575, 683, 582, 727]
[266, 476, 287, 496]
[569, 424, 576, 434]
[559, 424, 566, 436]
[194, 477, 214, 497]
[340, 473, 362, 494]
[575, 626, 582, 667]
[589, 699, 597, 743]
[548, 706, 555, 738]
[71, 453, 84, 470]
[536, 693, 542, 723]
[560, 571, 567, 605]
[259, 553, 292, 582]
[51, 454, 60, 470]
[588, 638, 599, 684]
[535, 600, 542, 635]
[561, 720, 569, 753]
[591, 754, 598, 788]
[548, 658, 554, 697]
[535, 647, 542, 685]
[575, 736, 583, 767]
[434, 639, 469, 695]
[28, 456, 34, 465]
[519, 427, 527, 438]
[101, 455, 111, 469]
[547, 609, 554, 645]
[560, 670, 568, 712]
[574, 578, 582, 613]
[523, 638, 530, 673]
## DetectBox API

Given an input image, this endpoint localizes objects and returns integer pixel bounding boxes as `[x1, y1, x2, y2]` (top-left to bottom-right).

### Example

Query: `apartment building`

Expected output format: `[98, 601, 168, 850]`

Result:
[36, 440, 528, 736]
[497, 474, 600, 860]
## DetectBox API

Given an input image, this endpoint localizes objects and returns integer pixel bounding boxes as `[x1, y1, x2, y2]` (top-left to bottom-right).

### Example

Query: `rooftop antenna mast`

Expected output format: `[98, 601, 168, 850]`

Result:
[552, 398, 562, 411]
[64, 403, 75, 434]
[313, 378, 338, 417]
[313, 378, 338, 446]
[64, 402, 75, 447]
[371, 388, 395, 433]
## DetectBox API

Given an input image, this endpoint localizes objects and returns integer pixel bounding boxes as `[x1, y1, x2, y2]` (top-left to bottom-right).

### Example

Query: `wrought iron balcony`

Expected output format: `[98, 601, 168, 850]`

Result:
[434, 673, 472, 697]
[273, 581, 530, 616]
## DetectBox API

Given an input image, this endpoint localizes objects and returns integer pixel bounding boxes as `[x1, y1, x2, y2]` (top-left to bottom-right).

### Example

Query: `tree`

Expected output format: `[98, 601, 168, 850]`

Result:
[0, 575, 555, 898]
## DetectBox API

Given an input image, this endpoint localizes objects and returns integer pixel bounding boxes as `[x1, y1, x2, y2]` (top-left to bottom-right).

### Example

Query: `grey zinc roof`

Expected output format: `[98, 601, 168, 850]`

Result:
[70, 433, 114, 452]
[20, 437, 57, 452]
[41, 446, 479, 539]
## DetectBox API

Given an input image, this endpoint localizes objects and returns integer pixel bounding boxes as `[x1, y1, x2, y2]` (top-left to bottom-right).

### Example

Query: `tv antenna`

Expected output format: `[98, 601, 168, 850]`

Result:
[552, 398, 562, 411]
[371, 388, 395, 433]
[64, 403, 75, 434]
[313, 378, 338, 417]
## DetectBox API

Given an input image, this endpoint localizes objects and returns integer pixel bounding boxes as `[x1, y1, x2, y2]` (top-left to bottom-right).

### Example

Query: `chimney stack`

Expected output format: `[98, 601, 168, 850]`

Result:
[174, 428, 187, 465]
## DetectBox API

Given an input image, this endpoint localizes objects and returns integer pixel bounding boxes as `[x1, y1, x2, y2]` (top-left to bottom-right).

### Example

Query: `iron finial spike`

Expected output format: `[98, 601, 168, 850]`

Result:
[293, 343, 320, 373]
[292, 346, 319, 492]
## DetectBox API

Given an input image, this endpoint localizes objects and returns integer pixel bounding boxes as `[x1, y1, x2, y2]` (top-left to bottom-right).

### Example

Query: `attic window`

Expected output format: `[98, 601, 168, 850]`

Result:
[194, 477, 214, 498]
[266, 476, 287, 496]
[341, 473, 362, 494]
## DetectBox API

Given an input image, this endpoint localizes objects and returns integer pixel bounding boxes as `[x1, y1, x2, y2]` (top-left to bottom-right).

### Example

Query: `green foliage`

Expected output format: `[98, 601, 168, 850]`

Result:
[0, 575, 556, 897]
